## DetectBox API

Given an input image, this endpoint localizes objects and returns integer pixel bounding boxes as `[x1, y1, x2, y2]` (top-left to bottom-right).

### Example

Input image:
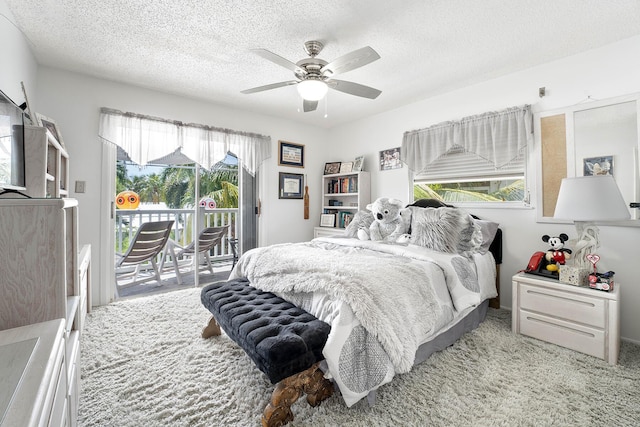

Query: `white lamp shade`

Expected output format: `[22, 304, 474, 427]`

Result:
[554, 175, 630, 221]
[297, 80, 328, 101]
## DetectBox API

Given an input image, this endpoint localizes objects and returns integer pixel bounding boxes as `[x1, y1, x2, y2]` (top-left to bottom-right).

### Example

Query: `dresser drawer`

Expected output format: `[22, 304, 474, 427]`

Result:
[519, 283, 606, 328]
[519, 310, 605, 359]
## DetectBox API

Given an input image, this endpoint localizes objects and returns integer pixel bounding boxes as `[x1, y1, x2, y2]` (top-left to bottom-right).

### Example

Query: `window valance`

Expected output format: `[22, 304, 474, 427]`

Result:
[98, 108, 271, 176]
[401, 105, 532, 174]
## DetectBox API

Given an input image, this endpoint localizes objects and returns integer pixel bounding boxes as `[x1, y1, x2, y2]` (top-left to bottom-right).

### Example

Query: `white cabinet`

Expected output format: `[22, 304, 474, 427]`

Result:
[23, 125, 69, 198]
[313, 226, 345, 238]
[321, 171, 370, 230]
[0, 198, 83, 425]
[0, 319, 67, 427]
[512, 273, 620, 364]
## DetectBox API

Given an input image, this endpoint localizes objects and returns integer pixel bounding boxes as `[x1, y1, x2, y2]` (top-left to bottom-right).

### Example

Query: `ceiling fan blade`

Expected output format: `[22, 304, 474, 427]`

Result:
[241, 80, 298, 94]
[328, 79, 382, 99]
[321, 46, 380, 76]
[303, 99, 318, 112]
[250, 48, 305, 75]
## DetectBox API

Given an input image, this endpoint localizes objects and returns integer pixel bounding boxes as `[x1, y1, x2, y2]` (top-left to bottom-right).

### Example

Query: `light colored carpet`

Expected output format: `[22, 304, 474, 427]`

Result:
[79, 287, 640, 426]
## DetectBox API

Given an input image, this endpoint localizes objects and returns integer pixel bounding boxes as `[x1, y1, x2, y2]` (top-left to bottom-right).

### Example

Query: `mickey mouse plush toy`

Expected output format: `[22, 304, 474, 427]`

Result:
[542, 233, 572, 272]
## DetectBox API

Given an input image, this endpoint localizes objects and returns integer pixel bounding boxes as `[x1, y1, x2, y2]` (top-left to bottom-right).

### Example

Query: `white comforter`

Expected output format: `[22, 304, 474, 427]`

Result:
[229, 236, 496, 406]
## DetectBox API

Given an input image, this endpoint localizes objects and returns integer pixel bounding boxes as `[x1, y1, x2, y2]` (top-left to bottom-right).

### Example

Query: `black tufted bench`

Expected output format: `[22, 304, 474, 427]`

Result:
[200, 278, 330, 383]
[200, 278, 334, 426]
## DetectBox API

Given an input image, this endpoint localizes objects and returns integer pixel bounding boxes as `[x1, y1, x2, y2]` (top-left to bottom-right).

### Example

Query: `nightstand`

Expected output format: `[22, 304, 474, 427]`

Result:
[512, 272, 620, 365]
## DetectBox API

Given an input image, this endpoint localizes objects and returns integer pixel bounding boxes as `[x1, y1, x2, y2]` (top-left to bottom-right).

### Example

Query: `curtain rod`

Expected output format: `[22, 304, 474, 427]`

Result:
[100, 107, 269, 140]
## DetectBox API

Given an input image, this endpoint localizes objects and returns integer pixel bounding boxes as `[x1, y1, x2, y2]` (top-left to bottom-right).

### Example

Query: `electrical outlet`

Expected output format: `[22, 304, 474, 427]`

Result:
[75, 180, 86, 193]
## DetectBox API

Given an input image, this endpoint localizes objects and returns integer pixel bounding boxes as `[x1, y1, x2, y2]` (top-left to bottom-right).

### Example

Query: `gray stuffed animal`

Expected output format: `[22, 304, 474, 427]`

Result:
[356, 197, 410, 243]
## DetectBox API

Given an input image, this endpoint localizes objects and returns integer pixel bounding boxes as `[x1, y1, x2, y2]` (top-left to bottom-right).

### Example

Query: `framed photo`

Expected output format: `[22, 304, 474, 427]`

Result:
[340, 162, 353, 173]
[583, 155, 613, 176]
[320, 213, 336, 227]
[278, 172, 304, 199]
[35, 112, 65, 148]
[380, 147, 402, 171]
[353, 155, 364, 172]
[324, 162, 341, 175]
[278, 140, 304, 168]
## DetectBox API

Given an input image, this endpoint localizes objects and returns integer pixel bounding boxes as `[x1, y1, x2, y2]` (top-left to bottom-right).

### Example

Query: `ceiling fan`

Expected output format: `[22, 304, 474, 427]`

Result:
[241, 40, 382, 112]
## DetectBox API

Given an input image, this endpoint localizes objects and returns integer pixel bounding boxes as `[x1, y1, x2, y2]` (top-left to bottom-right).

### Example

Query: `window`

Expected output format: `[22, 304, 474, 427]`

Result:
[413, 147, 525, 203]
[402, 105, 531, 204]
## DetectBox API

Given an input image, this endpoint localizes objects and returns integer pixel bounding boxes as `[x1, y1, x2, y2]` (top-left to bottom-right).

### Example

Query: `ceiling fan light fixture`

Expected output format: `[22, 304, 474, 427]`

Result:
[297, 80, 328, 101]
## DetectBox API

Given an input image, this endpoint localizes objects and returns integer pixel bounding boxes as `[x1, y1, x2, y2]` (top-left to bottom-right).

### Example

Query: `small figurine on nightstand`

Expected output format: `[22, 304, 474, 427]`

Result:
[542, 233, 572, 272]
[586, 253, 615, 291]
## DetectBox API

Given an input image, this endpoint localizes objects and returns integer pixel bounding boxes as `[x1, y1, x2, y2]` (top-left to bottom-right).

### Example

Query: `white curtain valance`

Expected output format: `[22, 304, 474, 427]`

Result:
[401, 105, 532, 174]
[98, 108, 271, 176]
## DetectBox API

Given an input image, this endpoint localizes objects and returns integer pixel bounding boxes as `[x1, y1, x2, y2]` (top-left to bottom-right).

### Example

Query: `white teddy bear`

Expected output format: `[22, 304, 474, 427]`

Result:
[357, 197, 411, 244]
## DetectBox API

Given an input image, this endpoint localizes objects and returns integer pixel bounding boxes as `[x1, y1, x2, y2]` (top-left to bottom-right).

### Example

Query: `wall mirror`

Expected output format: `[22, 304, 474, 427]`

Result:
[534, 92, 640, 224]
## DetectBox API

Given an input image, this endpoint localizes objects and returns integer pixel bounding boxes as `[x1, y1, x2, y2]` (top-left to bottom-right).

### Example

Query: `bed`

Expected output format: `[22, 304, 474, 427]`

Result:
[202, 200, 501, 423]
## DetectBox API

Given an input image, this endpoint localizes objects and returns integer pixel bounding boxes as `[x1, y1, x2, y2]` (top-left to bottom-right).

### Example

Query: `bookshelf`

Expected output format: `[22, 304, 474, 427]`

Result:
[320, 171, 370, 229]
[23, 125, 69, 198]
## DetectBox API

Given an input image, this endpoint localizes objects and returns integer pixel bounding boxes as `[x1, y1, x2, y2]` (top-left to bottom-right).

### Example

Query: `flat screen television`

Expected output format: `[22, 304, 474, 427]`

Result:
[0, 89, 25, 191]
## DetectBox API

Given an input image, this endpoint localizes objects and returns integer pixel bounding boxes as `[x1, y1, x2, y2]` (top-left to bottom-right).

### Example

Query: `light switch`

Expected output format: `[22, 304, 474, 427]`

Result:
[75, 180, 86, 193]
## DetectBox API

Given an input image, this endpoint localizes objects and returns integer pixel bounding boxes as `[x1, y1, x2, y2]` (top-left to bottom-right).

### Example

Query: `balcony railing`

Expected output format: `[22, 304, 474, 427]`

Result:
[115, 208, 238, 277]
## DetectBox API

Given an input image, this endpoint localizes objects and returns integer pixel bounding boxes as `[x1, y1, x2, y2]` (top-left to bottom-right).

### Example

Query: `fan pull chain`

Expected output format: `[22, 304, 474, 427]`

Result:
[324, 92, 328, 118]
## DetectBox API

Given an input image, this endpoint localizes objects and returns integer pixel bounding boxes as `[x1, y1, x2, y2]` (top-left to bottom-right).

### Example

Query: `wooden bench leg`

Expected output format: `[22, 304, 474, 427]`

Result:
[261, 362, 333, 427]
[202, 316, 221, 338]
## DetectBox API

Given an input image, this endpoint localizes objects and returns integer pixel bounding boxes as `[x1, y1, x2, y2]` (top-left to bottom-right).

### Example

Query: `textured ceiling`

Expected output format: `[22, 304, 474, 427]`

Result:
[5, 0, 640, 128]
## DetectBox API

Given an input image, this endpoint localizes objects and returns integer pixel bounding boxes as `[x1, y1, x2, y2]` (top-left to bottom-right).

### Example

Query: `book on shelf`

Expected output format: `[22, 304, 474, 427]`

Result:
[327, 176, 359, 194]
[337, 211, 353, 228]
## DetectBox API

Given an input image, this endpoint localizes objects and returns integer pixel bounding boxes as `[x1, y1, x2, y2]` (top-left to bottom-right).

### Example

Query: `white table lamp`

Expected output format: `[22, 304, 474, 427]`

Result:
[554, 175, 630, 269]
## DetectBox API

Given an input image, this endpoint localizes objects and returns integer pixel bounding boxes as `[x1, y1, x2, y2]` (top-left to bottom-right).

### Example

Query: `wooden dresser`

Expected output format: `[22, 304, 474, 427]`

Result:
[512, 272, 620, 364]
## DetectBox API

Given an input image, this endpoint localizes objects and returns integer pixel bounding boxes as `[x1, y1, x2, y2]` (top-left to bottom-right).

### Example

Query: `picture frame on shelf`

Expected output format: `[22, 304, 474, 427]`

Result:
[324, 162, 341, 175]
[380, 147, 402, 170]
[278, 140, 304, 168]
[353, 155, 364, 172]
[35, 113, 66, 149]
[320, 213, 335, 227]
[339, 161, 353, 173]
[20, 81, 35, 125]
[278, 172, 304, 199]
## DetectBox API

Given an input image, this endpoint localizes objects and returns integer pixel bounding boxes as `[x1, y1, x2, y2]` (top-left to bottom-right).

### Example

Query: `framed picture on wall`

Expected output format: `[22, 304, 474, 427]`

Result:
[583, 155, 613, 176]
[278, 140, 304, 167]
[379, 147, 402, 170]
[278, 172, 304, 199]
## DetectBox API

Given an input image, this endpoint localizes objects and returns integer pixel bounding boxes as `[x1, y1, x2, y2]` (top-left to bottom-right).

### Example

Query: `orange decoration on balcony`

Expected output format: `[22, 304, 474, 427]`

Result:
[116, 191, 140, 209]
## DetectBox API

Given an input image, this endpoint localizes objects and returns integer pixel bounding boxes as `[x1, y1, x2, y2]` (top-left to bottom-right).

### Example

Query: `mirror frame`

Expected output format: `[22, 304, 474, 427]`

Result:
[534, 92, 640, 224]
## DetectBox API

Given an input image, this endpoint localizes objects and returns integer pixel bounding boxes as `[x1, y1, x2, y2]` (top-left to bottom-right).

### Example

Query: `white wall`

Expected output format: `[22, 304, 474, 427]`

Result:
[0, 1, 37, 108]
[327, 35, 640, 343]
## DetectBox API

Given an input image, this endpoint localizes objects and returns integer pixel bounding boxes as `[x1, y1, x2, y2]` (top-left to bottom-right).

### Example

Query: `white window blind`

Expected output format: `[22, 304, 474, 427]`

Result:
[414, 147, 525, 183]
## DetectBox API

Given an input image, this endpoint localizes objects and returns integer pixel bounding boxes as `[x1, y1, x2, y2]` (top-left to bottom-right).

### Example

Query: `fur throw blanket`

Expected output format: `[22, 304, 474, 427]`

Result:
[230, 240, 441, 373]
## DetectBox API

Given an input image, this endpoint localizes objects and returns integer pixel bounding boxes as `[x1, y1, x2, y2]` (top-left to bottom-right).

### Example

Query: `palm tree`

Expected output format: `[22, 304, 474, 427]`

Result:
[116, 163, 129, 193]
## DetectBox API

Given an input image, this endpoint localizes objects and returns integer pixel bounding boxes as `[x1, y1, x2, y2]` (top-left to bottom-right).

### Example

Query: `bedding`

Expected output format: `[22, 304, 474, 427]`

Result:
[229, 235, 497, 406]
